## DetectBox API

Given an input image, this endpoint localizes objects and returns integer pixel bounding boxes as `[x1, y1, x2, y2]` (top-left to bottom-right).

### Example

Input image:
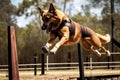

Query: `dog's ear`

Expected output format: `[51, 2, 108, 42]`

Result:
[38, 7, 44, 16]
[49, 3, 56, 14]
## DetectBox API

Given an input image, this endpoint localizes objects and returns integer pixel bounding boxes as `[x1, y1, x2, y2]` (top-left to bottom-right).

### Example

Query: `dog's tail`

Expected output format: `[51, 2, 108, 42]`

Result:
[96, 33, 111, 44]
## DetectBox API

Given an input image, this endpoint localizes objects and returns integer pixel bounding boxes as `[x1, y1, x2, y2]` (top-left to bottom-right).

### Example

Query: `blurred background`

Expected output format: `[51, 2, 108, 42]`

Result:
[0, 0, 120, 66]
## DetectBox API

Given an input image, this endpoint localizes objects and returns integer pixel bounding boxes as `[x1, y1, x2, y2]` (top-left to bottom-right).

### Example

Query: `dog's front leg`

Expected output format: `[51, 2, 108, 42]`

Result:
[42, 33, 57, 53]
[50, 27, 69, 54]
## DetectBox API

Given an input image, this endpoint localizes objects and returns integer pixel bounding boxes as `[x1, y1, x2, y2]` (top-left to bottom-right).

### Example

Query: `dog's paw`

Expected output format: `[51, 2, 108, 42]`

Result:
[106, 50, 111, 56]
[42, 45, 49, 53]
[93, 50, 101, 57]
[49, 46, 58, 54]
[49, 50, 56, 54]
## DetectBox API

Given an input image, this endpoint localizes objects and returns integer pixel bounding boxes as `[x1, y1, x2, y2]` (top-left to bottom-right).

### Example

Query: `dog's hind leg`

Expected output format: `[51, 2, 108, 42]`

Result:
[90, 33, 110, 56]
[81, 39, 101, 57]
[100, 46, 111, 56]
[91, 46, 101, 57]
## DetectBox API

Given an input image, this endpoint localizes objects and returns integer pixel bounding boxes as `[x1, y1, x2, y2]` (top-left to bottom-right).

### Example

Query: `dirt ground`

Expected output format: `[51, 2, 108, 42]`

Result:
[0, 69, 120, 80]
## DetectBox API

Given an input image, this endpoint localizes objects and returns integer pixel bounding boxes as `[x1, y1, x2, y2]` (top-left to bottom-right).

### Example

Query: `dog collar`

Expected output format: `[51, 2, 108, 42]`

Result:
[65, 19, 75, 36]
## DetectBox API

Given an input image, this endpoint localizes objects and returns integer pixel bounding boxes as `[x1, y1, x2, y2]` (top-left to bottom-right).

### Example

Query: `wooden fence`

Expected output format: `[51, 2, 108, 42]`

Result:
[0, 61, 120, 71]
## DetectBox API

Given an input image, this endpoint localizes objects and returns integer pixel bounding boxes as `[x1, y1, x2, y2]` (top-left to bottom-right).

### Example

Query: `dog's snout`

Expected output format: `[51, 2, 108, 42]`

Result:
[41, 24, 48, 30]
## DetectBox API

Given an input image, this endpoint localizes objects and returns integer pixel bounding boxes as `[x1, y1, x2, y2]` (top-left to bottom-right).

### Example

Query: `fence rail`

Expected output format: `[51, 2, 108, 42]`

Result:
[0, 61, 120, 71]
[0, 52, 120, 71]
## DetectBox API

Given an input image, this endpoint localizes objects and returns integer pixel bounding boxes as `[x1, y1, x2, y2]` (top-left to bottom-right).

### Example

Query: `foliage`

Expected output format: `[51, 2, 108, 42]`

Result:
[0, 0, 17, 64]
[16, 23, 48, 63]
[0, 26, 8, 64]
[0, 0, 17, 26]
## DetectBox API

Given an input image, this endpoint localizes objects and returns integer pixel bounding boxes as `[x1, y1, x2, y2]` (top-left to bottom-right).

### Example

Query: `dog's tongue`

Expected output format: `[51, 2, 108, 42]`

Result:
[46, 26, 52, 33]
[46, 28, 49, 33]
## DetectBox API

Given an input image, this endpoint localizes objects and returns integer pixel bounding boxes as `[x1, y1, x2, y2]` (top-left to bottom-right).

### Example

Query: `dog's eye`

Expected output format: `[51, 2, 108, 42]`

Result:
[42, 17, 49, 22]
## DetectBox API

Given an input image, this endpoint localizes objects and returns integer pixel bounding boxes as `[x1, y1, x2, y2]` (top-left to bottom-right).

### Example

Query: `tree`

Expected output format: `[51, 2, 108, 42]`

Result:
[62, 0, 73, 12]
[0, 0, 17, 26]
[0, 26, 8, 64]
[0, 0, 17, 65]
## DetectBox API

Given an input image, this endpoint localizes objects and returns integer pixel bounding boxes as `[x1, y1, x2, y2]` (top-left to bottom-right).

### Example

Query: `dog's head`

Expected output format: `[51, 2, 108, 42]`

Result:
[38, 3, 64, 33]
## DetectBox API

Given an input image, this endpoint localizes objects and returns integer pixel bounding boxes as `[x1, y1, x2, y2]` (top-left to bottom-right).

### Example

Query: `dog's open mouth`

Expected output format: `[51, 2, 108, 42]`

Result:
[46, 22, 54, 33]
[41, 22, 55, 33]
[41, 25, 48, 30]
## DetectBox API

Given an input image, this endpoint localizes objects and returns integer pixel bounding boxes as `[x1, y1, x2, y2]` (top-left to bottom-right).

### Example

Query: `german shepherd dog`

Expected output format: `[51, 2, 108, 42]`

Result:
[38, 3, 111, 57]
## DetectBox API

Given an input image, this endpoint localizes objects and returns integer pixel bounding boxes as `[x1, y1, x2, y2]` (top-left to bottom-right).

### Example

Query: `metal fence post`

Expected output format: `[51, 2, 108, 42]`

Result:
[77, 43, 84, 80]
[41, 53, 45, 75]
[34, 53, 37, 76]
[46, 55, 49, 71]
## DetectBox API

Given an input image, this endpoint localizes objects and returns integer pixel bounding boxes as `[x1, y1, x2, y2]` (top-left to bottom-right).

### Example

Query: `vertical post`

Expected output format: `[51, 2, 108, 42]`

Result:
[67, 52, 71, 68]
[111, 0, 114, 52]
[41, 53, 45, 75]
[111, 0, 114, 69]
[90, 54, 93, 70]
[77, 43, 84, 80]
[46, 55, 49, 71]
[34, 53, 37, 76]
[85, 56, 89, 69]
[8, 26, 19, 80]
[107, 56, 110, 69]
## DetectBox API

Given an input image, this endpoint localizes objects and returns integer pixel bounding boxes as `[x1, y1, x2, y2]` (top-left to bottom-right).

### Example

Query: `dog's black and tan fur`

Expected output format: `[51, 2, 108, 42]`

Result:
[38, 3, 111, 57]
